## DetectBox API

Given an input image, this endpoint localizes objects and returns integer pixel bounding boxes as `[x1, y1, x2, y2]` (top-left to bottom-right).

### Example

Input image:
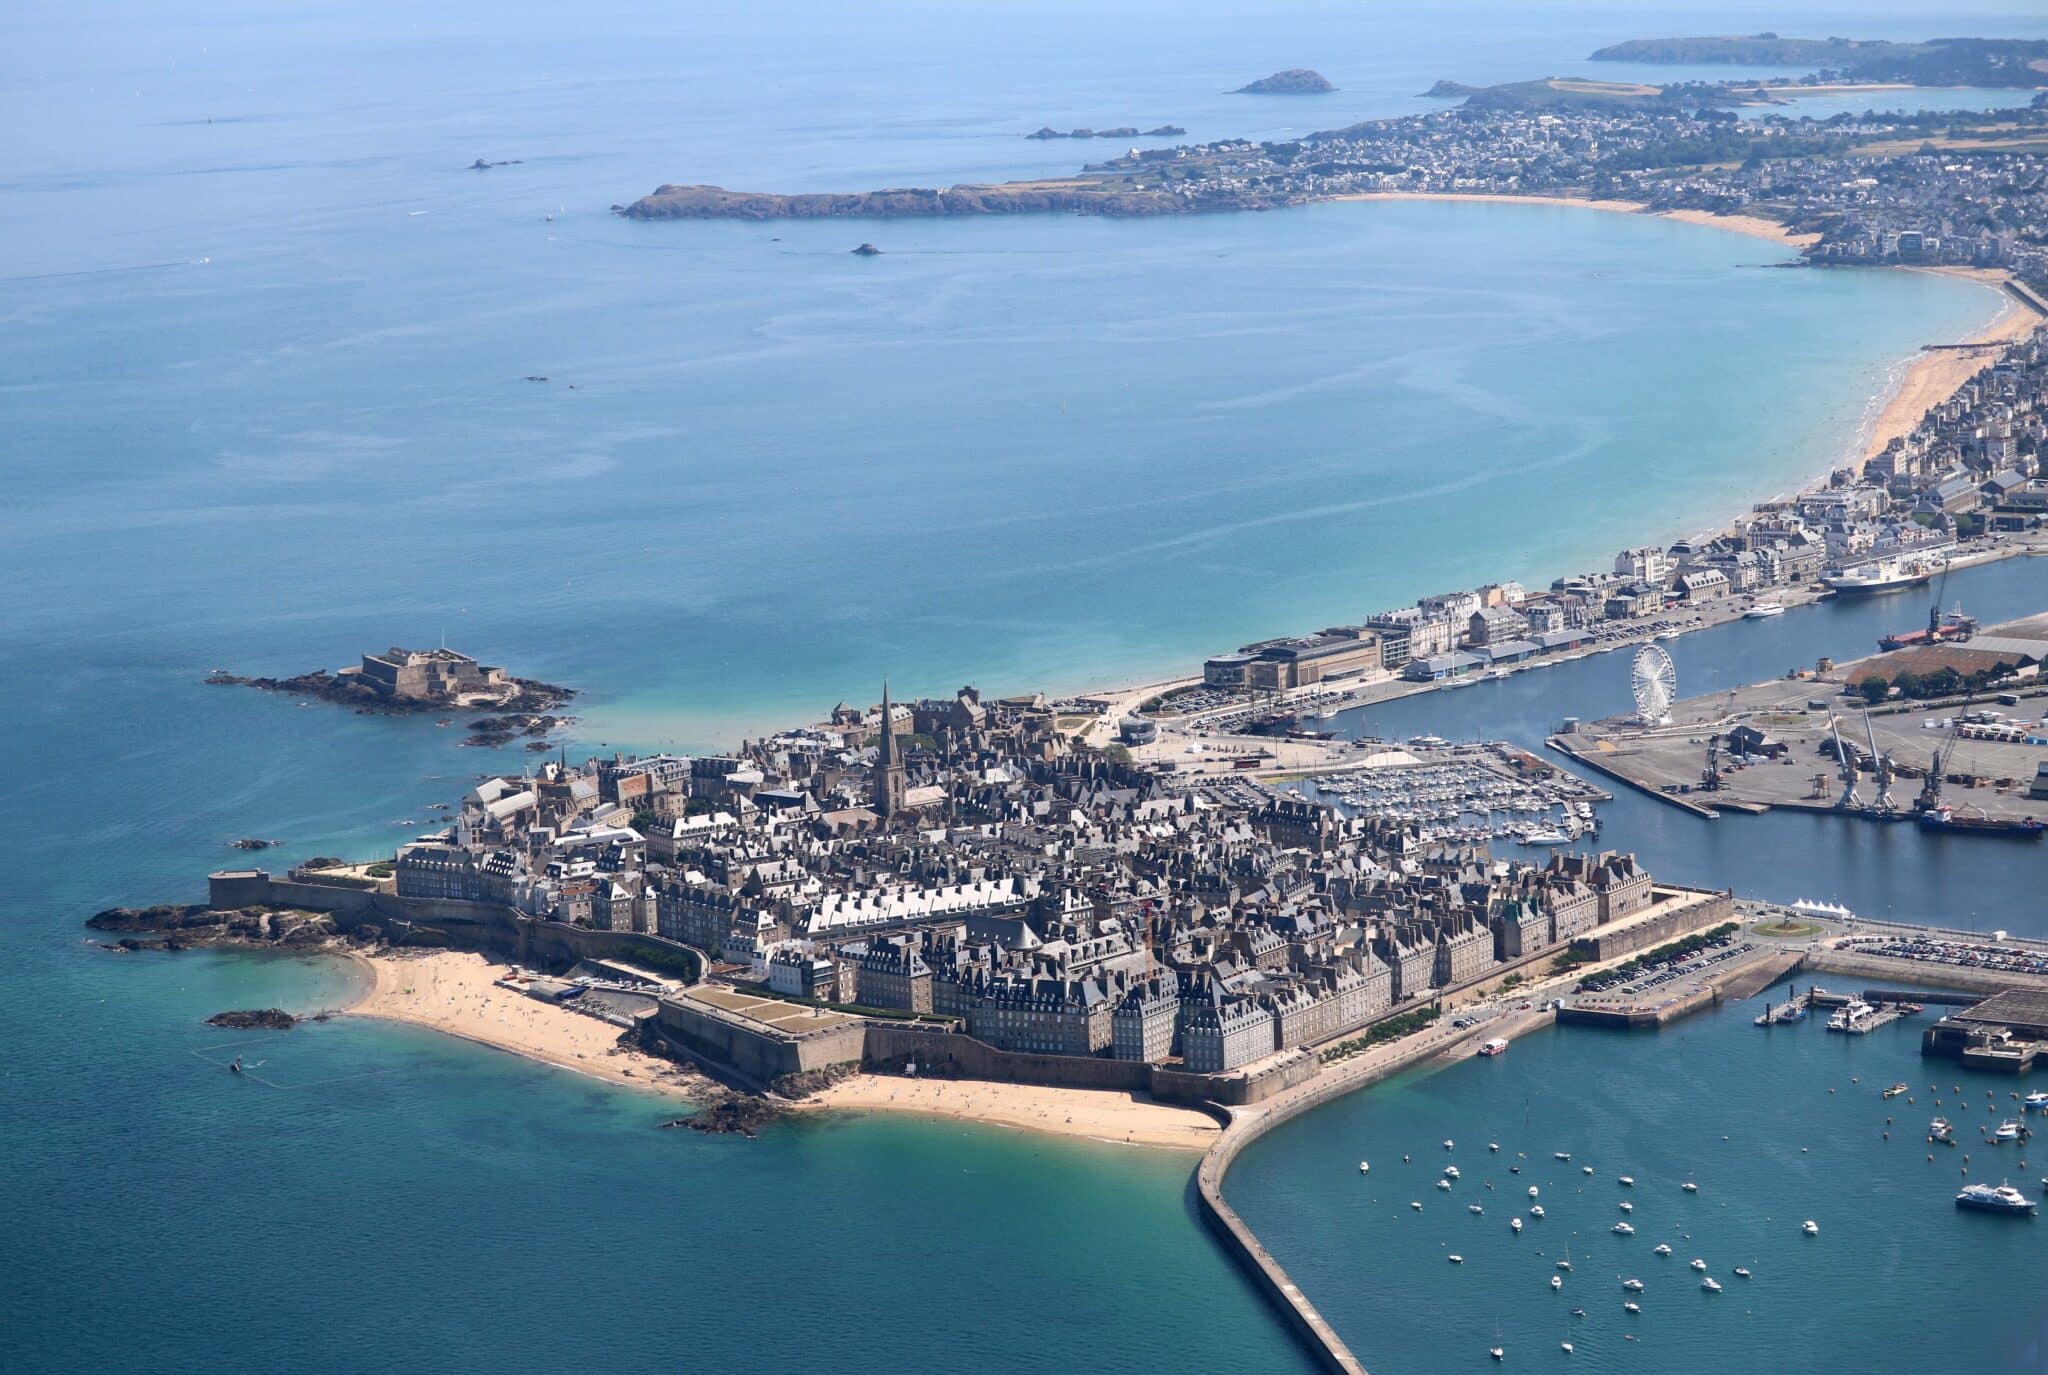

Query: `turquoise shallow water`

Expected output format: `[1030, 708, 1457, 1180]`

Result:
[8, 1, 2048, 1370]
[1228, 986, 2048, 1372]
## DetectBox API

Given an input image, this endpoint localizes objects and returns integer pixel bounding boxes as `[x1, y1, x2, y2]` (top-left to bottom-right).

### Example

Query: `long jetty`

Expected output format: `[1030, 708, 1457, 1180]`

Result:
[1193, 1012, 1550, 1375]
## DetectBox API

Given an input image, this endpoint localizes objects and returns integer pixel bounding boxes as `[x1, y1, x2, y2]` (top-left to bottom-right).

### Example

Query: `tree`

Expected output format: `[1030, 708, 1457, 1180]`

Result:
[1857, 676, 1889, 705]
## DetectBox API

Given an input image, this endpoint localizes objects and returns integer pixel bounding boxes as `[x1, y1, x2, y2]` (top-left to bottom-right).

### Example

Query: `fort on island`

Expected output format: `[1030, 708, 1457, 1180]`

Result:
[206, 645, 576, 723]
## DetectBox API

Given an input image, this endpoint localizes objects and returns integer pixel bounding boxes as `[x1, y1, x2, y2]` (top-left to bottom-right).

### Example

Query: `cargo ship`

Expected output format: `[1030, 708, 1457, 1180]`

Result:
[1917, 804, 2047, 838]
[1879, 602, 1978, 652]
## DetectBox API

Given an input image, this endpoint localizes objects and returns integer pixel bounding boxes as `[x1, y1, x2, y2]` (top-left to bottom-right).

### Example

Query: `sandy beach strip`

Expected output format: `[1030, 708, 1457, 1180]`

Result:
[1865, 274, 2043, 456]
[799, 1073, 1219, 1150]
[344, 948, 696, 1097]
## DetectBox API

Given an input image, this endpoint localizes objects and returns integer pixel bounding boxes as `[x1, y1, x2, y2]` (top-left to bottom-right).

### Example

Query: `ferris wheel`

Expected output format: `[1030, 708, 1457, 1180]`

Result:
[1631, 644, 1677, 726]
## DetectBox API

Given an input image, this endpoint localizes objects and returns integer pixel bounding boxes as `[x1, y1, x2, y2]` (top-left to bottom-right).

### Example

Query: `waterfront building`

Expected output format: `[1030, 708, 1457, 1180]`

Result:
[1111, 972, 1181, 1062]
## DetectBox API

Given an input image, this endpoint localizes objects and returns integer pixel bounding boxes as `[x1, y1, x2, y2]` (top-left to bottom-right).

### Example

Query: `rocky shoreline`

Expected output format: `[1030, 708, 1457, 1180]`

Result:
[86, 902, 366, 955]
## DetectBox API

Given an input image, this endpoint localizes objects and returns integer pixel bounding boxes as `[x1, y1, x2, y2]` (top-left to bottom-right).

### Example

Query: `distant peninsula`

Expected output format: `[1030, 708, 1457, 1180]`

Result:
[1027, 124, 1185, 140]
[1591, 34, 2048, 87]
[1234, 69, 1333, 95]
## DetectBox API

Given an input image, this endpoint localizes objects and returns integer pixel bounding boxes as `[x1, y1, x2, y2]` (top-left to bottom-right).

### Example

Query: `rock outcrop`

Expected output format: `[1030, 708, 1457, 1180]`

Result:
[1234, 69, 1334, 94]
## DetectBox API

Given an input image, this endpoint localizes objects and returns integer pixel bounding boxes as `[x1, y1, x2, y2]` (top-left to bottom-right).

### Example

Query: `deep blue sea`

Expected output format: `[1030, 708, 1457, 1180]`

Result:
[6, 2, 2048, 1371]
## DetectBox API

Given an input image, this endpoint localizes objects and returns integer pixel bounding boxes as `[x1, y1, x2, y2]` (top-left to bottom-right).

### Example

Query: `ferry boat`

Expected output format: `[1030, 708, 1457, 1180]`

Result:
[1744, 602, 1787, 619]
[1825, 556, 1938, 596]
[1955, 1182, 2037, 1215]
[1477, 1037, 1510, 1057]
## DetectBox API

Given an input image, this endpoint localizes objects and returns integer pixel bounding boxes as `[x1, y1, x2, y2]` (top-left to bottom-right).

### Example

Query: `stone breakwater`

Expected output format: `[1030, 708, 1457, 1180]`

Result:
[1194, 1012, 1551, 1375]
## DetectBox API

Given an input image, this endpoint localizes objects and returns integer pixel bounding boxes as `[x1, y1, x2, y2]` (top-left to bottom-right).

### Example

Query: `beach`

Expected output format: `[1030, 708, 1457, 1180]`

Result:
[801, 1072, 1219, 1150]
[1864, 271, 2040, 456]
[344, 948, 700, 1097]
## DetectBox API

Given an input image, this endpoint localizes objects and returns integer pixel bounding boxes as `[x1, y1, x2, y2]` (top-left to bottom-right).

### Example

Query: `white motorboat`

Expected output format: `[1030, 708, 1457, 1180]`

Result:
[1445, 1165, 1462, 1179]
[1359, 1161, 1370, 1173]
[1688, 1258, 1706, 1272]
[1528, 1186, 1540, 1199]
[1551, 1275, 1562, 1291]
[1681, 1181, 1699, 1193]
[1732, 1267, 1752, 1278]
[1623, 1301, 1641, 1315]
[1470, 1204, 1485, 1214]
[1449, 1254, 1464, 1263]
[1510, 1218, 1523, 1233]
[1701, 1277, 1723, 1293]
[1618, 1201, 1633, 1214]
[1612, 1222, 1636, 1236]
[1653, 1243, 1672, 1256]
[1744, 603, 1787, 619]
[1801, 1220, 1819, 1236]
[1530, 1205, 1545, 1219]
[1621, 1278, 1644, 1292]
[1617, 1175, 1635, 1187]
[1438, 1179, 1452, 1191]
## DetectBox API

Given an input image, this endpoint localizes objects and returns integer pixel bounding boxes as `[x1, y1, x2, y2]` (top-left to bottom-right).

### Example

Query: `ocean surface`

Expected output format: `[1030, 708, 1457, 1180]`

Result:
[1227, 980, 2048, 1373]
[7, 2, 2048, 1371]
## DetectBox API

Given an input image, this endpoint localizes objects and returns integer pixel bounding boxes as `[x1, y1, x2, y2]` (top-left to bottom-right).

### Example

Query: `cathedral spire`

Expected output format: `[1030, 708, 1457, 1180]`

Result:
[874, 679, 906, 817]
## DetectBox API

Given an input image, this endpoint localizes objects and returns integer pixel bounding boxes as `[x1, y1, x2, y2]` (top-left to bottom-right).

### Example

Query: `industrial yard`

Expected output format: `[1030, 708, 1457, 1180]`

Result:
[1551, 610, 2048, 831]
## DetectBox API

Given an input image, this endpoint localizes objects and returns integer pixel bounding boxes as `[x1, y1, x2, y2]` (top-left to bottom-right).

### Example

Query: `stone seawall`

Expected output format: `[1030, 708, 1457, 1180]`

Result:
[1192, 1013, 1547, 1375]
[860, 1025, 1323, 1107]
[206, 870, 704, 982]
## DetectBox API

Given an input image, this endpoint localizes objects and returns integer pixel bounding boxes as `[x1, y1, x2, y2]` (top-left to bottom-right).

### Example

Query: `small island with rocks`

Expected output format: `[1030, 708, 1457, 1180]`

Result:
[208, 646, 575, 725]
[1234, 68, 1334, 94]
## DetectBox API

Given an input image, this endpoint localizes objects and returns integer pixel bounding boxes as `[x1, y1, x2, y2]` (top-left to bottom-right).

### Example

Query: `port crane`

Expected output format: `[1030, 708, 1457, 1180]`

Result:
[1827, 713, 1862, 810]
[1701, 732, 1723, 791]
[1861, 710, 1896, 813]
[1916, 719, 1962, 815]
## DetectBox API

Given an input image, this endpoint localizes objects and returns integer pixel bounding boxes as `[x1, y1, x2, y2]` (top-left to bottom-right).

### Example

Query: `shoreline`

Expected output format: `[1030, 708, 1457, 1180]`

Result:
[602, 193, 2027, 744]
[340, 947, 1220, 1148]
